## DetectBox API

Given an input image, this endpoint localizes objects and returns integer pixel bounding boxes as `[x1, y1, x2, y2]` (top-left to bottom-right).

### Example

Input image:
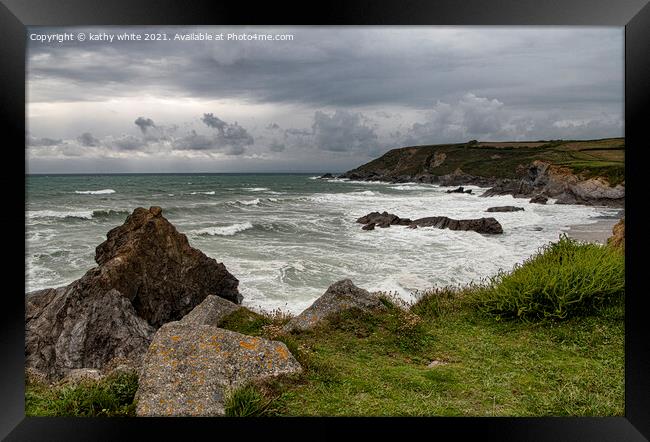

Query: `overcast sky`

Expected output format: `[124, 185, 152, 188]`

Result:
[26, 26, 624, 173]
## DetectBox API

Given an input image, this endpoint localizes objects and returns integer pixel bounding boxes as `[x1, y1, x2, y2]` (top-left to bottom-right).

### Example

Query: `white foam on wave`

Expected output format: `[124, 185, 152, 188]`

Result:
[28, 209, 94, 220]
[190, 191, 216, 195]
[74, 189, 115, 195]
[237, 198, 261, 206]
[390, 185, 437, 191]
[244, 187, 269, 192]
[194, 222, 254, 236]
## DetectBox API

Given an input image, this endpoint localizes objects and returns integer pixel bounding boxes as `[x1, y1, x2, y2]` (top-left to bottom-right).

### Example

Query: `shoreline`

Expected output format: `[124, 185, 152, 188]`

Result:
[563, 215, 622, 244]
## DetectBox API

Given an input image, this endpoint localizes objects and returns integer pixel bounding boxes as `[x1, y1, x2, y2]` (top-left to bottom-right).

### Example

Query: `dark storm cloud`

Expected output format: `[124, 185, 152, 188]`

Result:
[312, 110, 378, 152]
[134, 117, 156, 133]
[200, 113, 254, 147]
[111, 135, 146, 151]
[27, 136, 63, 147]
[77, 132, 100, 147]
[27, 27, 623, 112]
[269, 140, 286, 152]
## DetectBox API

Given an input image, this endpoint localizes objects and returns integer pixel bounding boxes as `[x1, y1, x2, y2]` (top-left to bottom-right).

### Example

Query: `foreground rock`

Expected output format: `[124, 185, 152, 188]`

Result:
[283, 279, 386, 333]
[486, 206, 524, 212]
[92, 206, 241, 327]
[356, 211, 503, 234]
[179, 295, 241, 326]
[26, 288, 155, 380]
[607, 218, 625, 251]
[135, 323, 301, 416]
[26, 206, 242, 380]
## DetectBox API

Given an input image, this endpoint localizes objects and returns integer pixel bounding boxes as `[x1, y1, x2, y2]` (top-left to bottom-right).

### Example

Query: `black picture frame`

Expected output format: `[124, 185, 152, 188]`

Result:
[2, 0, 648, 439]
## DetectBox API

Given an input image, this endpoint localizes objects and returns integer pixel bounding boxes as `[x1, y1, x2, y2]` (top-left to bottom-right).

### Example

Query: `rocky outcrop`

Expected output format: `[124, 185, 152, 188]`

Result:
[319, 173, 335, 179]
[446, 186, 472, 194]
[481, 161, 624, 207]
[607, 218, 625, 251]
[410, 216, 503, 234]
[26, 287, 155, 381]
[179, 295, 241, 326]
[529, 195, 548, 204]
[91, 206, 241, 327]
[283, 279, 386, 333]
[356, 211, 503, 234]
[486, 206, 524, 212]
[135, 323, 302, 416]
[25, 206, 242, 381]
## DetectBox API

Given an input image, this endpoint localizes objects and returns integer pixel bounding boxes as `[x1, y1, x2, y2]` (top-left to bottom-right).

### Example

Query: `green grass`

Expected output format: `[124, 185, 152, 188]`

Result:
[470, 235, 625, 321]
[26, 237, 624, 417]
[26, 372, 138, 417]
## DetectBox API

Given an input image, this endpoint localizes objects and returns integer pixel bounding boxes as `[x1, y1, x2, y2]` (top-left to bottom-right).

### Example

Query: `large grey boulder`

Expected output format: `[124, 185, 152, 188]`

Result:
[25, 287, 155, 381]
[179, 295, 241, 326]
[135, 323, 302, 416]
[283, 279, 386, 333]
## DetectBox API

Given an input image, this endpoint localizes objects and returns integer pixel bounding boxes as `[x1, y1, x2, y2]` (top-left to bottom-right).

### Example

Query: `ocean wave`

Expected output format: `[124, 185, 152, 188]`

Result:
[74, 189, 116, 195]
[194, 222, 254, 236]
[390, 185, 436, 191]
[235, 198, 261, 206]
[190, 191, 216, 195]
[244, 187, 269, 192]
[28, 208, 128, 220]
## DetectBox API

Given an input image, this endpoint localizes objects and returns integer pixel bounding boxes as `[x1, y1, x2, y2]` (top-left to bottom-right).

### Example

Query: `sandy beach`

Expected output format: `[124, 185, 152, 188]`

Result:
[563, 213, 624, 244]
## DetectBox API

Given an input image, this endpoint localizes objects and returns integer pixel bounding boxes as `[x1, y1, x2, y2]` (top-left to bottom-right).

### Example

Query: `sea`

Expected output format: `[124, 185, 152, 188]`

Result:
[25, 173, 622, 314]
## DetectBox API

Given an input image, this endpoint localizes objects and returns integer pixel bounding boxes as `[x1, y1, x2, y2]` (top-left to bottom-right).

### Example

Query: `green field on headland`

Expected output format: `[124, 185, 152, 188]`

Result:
[26, 236, 624, 417]
[344, 137, 625, 186]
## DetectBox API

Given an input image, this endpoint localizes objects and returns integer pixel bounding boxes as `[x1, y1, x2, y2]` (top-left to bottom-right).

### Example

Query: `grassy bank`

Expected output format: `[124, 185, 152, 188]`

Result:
[25, 237, 625, 417]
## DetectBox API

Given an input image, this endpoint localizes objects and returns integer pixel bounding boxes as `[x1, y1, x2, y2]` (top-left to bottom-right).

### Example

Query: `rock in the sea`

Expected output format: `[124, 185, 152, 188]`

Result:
[446, 186, 472, 194]
[411, 216, 503, 234]
[319, 173, 335, 179]
[283, 279, 386, 333]
[89, 206, 241, 327]
[135, 323, 301, 416]
[356, 211, 503, 234]
[26, 287, 155, 381]
[356, 211, 411, 226]
[607, 218, 625, 251]
[486, 206, 524, 212]
[529, 195, 548, 204]
[179, 295, 241, 326]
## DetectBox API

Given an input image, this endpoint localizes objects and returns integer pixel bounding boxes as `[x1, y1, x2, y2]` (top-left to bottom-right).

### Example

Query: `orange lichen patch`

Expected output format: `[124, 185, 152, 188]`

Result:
[239, 337, 261, 351]
[275, 344, 289, 360]
[170, 335, 181, 342]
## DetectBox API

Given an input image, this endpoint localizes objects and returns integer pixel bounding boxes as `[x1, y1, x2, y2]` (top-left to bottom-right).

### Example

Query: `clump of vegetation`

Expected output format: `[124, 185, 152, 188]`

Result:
[471, 235, 624, 321]
[224, 383, 278, 417]
[25, 371, 138, 417]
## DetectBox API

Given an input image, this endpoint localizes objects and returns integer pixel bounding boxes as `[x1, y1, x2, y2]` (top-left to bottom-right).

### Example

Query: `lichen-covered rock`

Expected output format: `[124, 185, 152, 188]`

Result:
[89, 206, 241, 327]
[283, 279, 386, 333]
[135, 323, 301, 416]
[179, 295, 241, 326]
[26, 288, 155, 381]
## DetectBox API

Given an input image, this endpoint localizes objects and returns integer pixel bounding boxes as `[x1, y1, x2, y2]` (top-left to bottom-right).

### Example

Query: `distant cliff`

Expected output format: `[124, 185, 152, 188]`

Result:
[339, 138, 624, 207]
